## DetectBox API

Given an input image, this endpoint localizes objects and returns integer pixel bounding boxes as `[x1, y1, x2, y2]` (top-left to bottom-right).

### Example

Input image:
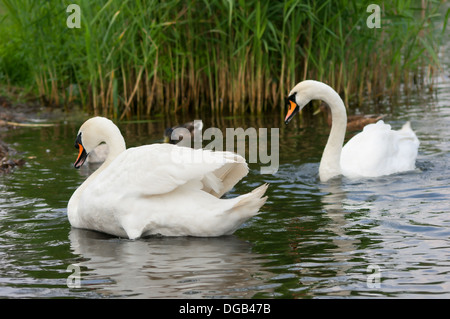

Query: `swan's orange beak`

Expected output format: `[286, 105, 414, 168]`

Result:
[285, 99, 299, 124]
[74, 133, 88, 169]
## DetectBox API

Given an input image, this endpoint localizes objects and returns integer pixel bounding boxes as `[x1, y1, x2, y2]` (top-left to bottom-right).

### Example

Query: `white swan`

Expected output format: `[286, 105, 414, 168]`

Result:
[285, 80, 419, 182]
[67, 117, 268, 239]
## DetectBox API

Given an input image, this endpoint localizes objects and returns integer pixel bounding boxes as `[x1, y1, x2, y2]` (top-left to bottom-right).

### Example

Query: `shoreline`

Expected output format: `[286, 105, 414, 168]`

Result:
[0, 94, 48, 173]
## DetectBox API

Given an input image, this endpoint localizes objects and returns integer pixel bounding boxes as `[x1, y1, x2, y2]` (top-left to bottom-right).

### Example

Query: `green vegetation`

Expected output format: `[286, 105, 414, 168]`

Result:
[0, 0, 447, 118]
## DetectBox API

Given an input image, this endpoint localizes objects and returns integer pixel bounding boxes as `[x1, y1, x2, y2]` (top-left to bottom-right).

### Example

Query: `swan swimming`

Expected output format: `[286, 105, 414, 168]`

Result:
[67, 117, 268, 239]
[285, 80, 419, 182]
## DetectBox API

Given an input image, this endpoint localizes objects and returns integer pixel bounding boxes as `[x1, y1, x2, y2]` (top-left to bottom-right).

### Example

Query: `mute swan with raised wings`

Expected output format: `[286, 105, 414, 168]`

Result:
[67, 117, 268, 239]
[285, 80, 419, 182]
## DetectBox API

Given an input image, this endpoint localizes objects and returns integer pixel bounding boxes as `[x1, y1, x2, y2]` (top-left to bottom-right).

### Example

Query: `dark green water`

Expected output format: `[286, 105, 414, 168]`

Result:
[1, 75, 450, 298]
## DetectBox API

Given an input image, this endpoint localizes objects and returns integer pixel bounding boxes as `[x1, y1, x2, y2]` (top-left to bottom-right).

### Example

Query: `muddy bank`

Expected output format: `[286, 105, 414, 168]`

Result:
[0, 95, 45, 173]
[0, 95, 44, 128]
[0, 139, 25, 173]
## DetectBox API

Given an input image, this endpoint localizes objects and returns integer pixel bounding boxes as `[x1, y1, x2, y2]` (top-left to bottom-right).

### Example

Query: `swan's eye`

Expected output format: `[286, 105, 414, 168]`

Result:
[74, 133, 83, 149]
[285, 94, 296, 107]
[284, 95, 300, 125]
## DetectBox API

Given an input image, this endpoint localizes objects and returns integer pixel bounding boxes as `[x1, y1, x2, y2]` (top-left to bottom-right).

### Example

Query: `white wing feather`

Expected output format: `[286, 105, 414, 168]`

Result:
[84, 143, 248, 199]
[341, 120, 419, 178]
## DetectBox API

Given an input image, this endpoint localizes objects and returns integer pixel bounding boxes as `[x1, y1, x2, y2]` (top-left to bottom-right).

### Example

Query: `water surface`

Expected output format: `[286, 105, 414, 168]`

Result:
[1, 77, 449, 299]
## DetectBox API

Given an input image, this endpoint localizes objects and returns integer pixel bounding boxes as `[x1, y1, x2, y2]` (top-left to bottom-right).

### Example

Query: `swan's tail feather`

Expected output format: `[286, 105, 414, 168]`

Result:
[216, 184, 268, 236]
[401, 121, 412, 131]
[231, 183, 268, 217]
[398, 121, 420, 145]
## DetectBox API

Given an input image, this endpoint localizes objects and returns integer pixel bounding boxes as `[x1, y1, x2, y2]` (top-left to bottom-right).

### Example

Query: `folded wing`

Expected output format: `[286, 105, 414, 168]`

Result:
[86, 143, 249, 199]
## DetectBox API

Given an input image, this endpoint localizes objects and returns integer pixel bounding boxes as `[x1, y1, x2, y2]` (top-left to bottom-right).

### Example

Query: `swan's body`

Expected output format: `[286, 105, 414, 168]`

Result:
[68, 117, 267, 239]
[285, 80, 419, 182]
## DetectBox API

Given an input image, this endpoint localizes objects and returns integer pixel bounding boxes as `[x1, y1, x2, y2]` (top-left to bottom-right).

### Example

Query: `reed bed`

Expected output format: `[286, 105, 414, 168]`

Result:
[0, 0, 447, 117]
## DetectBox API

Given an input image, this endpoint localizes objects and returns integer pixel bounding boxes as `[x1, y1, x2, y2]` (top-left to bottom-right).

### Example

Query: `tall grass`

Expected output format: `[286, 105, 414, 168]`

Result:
[0, 0, 447, 117]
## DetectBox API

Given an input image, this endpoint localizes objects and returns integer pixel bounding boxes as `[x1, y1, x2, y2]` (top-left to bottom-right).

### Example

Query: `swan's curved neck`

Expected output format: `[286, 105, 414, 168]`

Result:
[313, 83, 347, 181]
[102, 132, 126, 166]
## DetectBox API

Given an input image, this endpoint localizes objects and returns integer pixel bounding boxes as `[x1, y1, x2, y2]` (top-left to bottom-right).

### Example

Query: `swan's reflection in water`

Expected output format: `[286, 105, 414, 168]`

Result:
[318, 180, 361, 289]
[69, 229, 274, 298]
